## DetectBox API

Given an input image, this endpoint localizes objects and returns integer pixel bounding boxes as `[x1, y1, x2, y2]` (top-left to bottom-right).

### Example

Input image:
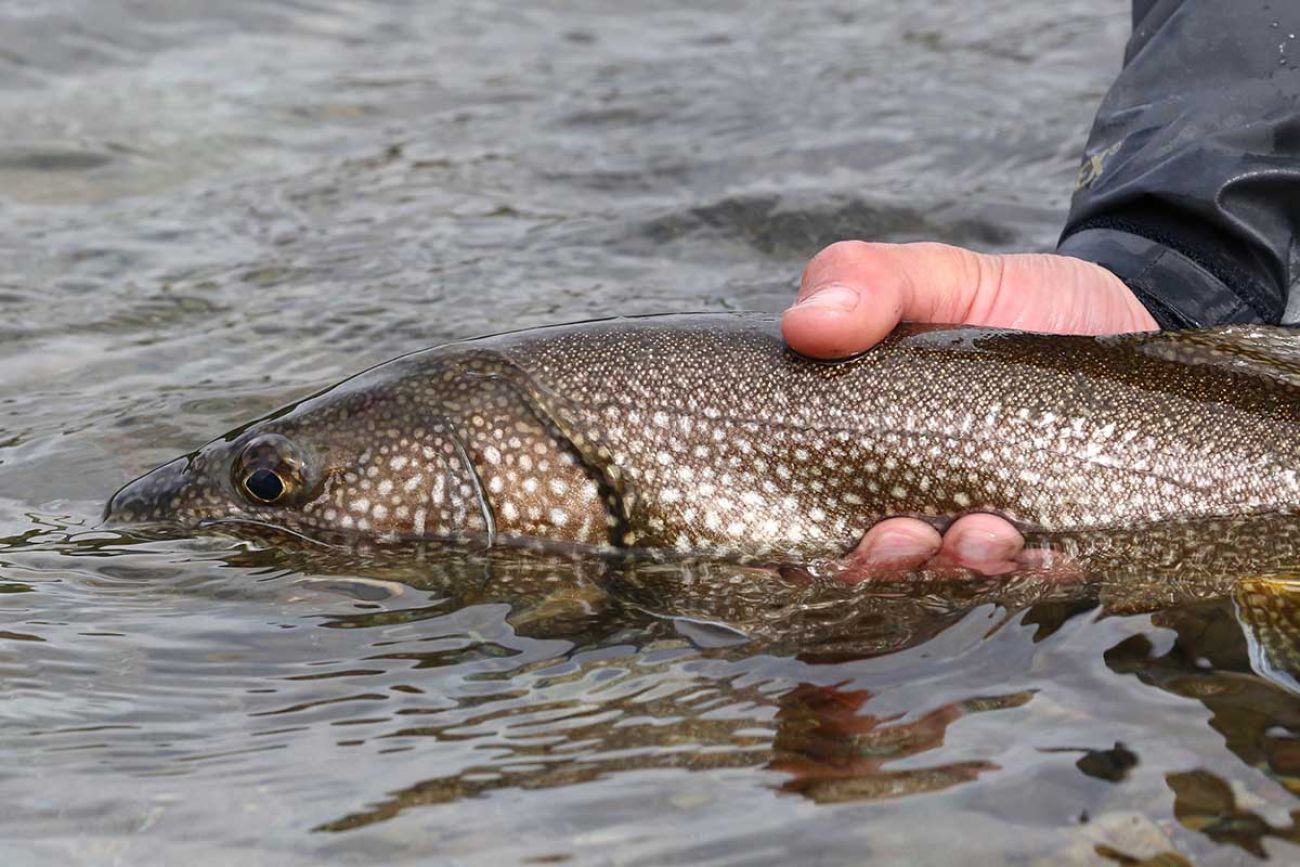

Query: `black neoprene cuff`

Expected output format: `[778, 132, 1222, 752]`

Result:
[1057, 206, 1282, 330]
[1055, 230, 1268, 332]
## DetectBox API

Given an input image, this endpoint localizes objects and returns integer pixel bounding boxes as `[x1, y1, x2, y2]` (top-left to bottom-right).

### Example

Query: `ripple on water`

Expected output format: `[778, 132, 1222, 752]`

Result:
[11, 0, 1300, 864]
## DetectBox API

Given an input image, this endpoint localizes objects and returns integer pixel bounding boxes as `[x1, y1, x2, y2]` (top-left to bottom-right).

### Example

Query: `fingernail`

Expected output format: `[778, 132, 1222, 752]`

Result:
[796, 283, 860, 312]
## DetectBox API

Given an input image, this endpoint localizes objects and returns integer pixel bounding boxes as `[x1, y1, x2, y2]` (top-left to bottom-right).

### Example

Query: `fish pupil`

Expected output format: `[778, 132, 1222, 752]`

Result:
[245, 468, 285, 503]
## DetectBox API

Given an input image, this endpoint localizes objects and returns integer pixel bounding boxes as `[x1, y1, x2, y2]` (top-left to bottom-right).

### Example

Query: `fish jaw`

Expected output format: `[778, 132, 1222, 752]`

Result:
[105, 450, 238, 529]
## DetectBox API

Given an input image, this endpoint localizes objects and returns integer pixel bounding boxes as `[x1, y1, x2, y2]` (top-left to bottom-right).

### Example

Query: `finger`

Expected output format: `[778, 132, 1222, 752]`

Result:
[845, 517, 943, 578]
[783, 241, 982, 359]
[783, 242, 1159, 361]
[782, 241, 906, 358]
[939, 513, 1026, 575]
[1013, 546, 1086, 582]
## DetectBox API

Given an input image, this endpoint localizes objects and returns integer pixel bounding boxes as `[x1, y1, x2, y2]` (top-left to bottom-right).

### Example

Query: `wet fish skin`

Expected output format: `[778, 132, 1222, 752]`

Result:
[106, 313, 1300, 566]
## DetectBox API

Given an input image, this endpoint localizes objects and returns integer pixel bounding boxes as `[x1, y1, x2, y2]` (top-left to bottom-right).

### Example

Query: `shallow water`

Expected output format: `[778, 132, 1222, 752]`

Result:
[5, 1, 1300, 864]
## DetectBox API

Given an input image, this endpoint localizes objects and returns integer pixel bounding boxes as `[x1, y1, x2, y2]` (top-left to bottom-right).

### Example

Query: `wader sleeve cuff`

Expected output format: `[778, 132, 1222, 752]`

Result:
[1056, 2, 1300, 328]
[1056, 228, 1259, 331]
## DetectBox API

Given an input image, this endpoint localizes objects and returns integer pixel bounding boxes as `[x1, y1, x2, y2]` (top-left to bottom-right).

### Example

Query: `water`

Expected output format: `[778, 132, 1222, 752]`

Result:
[5, 1, 1298, 863]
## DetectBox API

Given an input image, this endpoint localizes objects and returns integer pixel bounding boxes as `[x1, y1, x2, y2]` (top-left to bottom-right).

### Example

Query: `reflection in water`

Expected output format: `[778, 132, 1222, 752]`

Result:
[1169, 769, 1300, 859]
[1054, 741, 1140, 784]
[315, 666, 777, 832]
[318, 679, 1033, 832]
[770, 684, 1030, 804]
[1101, 598, 1300, 859]
[9, 520, 1300, 863]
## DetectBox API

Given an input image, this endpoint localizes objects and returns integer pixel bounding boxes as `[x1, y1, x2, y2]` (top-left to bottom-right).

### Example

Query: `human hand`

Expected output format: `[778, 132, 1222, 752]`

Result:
[782, 241, 1158, 575]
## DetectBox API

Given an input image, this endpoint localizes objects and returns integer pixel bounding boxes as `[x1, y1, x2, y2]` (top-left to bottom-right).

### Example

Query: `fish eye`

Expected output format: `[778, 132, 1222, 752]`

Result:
[232, 433, 314, 508]
[243, 468, 287, 504]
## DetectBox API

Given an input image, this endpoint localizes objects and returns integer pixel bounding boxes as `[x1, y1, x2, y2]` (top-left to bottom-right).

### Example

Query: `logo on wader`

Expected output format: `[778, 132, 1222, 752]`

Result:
[1075, 141, 1123, 190]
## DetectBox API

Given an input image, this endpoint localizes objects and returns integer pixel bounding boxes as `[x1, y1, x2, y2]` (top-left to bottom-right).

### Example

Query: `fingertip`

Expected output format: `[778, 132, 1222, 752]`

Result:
[942, 513, 1025, 574]
[847, 518, 943, 576]
[781, 305, 873, 359]
[782, 285, 898, 359]
[789, 243, 908, 359]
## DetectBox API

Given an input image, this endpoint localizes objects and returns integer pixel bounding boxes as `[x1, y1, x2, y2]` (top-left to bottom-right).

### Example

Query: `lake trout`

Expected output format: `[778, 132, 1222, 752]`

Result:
[105, 313, 1300, 576]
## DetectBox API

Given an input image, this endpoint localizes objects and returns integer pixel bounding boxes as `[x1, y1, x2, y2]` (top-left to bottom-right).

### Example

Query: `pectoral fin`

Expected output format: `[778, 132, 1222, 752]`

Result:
[1233, 574, 1300, 695]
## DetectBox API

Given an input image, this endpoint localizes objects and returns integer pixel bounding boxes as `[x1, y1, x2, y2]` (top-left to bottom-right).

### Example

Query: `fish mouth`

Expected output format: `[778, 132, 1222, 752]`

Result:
[196, 516, 344, 548]
[104, 456, 194, 525]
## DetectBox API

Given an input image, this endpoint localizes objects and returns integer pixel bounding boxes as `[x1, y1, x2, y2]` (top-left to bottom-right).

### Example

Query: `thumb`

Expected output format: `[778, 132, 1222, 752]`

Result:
[782, 241, 988, 358]
[781, 240, 1156, 359]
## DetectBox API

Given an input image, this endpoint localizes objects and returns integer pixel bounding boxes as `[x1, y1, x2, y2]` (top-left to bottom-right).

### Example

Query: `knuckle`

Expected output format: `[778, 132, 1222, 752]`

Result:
[818, 239, 875, 264]
[803, 240, 886, 289]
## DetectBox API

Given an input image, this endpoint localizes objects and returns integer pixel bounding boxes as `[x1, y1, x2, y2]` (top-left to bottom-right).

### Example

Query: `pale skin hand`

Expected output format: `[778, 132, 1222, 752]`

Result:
[783, 241, 1159, 575]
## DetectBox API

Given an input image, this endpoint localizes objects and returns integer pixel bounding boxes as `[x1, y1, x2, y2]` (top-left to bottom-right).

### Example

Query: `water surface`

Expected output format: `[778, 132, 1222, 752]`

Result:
[6, 2, 1299, 864]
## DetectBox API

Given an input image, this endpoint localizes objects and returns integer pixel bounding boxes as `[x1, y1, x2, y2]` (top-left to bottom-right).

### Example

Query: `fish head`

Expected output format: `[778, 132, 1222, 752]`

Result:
[105, 367, 494, 543]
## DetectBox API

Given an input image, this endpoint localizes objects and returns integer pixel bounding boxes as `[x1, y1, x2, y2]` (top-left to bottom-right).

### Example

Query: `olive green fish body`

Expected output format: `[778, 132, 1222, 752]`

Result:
[107, 314, 1300, 572]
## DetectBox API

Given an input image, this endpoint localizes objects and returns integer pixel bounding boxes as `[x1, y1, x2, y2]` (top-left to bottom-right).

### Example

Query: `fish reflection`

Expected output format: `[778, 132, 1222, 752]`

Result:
[301, 561, 1300, 833]
[770, 684, 1031, 803]
[70, 525, 1300, 683]
[12, 524, 1300, 846]
[315, 678, 1036, 832]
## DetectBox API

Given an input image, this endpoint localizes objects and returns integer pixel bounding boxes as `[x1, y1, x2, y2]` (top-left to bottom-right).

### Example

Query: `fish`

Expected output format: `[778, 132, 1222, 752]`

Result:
[106, 313, 1300, 577]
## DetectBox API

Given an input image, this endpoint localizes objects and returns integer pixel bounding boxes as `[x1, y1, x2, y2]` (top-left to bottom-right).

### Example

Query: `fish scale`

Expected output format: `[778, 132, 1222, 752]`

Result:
[107, 313, 1300, 573]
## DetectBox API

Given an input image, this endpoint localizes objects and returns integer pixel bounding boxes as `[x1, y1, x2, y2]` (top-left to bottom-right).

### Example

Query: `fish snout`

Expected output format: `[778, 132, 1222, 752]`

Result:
[104, 457, 200, 525]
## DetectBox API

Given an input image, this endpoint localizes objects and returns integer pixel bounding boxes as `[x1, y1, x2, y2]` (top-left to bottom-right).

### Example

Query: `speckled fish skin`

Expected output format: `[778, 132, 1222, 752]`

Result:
[106, 313, 1300, 566]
